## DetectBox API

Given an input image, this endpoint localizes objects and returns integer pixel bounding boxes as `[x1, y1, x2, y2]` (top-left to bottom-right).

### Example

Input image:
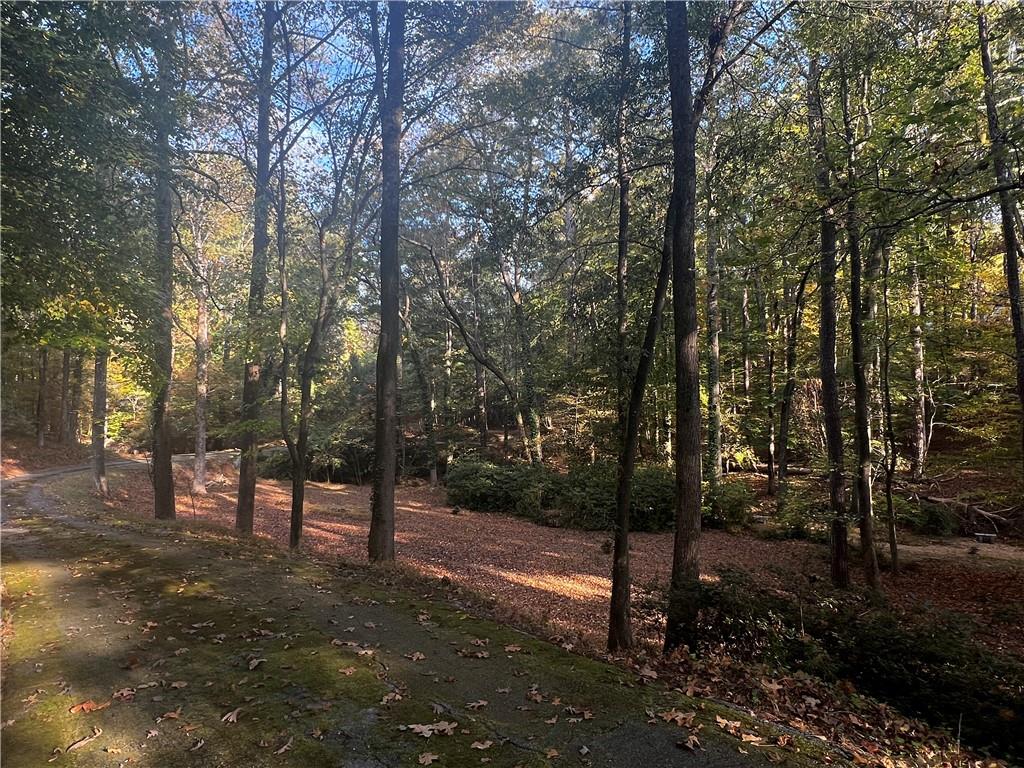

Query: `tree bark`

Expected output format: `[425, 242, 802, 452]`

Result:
[58, 349, 71, 443]
[909, 255, 928, 480]
[977, 4, 1024, 470]
[471, 250, 488, 448]
[36, 346, 48, 448]
[842, 75, 880, 591]
[705, 156, 722, 499]
[369, 0, 405, 563]
[92, 349, 109, 496]
[615, 2, 632, 436]
[807, 58, 849, 588]
[236, 1, 278, 535]
[69, 352, 83, 442]
[763, 286, 778, 496]
[664, 0, 703, 654]
[608, 185, 674, 653]
[776, 265, 811, 513]
[881, 250, 899, 573]
[151, 10, 177, 521]
[193, 248, 210, 494]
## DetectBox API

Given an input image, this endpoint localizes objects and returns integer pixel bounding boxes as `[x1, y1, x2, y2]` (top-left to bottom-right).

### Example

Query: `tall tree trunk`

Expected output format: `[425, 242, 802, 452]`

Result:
[843, 77, 880, 592]
[764, 291, 777, 496]
[69, 352, 83, 442]
[276, 143, 303, 548]
[92, 349, 109, 496]
[977, 4, 1024, 470]
[36, 346, 48, 448]
[615, 2, 632, 437]
[608, 188, 674, 653]
[808, 59, 849, 588]
[909, 255, 928, 480]
[193, 262, 210, 494]
[776, 266, 811, 513]
[705, 160, 722, 501]
[369, 0, 405, 563]
[151, 10, 176, 521]
[58, 349, 71, 443]
[664, 0, 703, 654]
[881, 251, 899, 573]
[471, 251, 488, 448]
[741, 284, 751, 405]
[236, 1, 277, 535]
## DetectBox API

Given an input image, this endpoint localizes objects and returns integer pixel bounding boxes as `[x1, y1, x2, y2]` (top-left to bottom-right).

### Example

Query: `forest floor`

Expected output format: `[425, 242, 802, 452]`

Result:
[1, 472, 819, 768]
[2, 453, 1019, 766]
[74, 457, 1024, 659]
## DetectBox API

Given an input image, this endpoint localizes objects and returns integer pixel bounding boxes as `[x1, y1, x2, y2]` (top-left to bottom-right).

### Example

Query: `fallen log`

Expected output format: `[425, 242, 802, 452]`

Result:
[897, 484, 1013, 532]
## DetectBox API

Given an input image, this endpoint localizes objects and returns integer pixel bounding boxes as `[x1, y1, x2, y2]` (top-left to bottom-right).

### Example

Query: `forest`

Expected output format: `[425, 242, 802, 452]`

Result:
[2, 2, 1023, 767]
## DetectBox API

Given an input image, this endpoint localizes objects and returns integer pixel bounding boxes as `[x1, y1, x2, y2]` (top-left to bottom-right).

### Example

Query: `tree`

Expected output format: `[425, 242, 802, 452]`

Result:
[92, 349, 109, 496]
[368, 0, 406, 563]
[807, 57, 849, 589]
[151, 8, 179, 521]
[235, 1, 279, 535]
[976, 2, 1024, 472]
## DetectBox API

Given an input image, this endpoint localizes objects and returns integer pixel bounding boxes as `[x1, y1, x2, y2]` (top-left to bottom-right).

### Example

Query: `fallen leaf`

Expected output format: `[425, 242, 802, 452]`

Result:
[418, 753, 439, 765]
[471, 740, 493, 750]
[545, 747, 559, 759]
[659, 709, 696, 728]
[221, 707, 242, 724]
[170, 681, 188, 689]
[189, 738, 205, 751]
[339, 666, 357, 676]
[466, 700, 488, 710]
[406, 651, 427, 662]
[274, 736, 293, 754]
[248, 658, 267, 671]
[69, 700, 110, 714]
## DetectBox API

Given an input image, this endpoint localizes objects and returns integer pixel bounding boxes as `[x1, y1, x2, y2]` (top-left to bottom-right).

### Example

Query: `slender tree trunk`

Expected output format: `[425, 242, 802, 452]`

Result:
[608, 189, 674, 653]
[843, 77, 880, 592]
[909, 256, 928, 480]
[664, 0, 703, 654]
[58, 349, 71, 443]
[193, 268, 210, 494]
[69, 352, 83, 442]
[881, 251, 899, 573]
[369, 0, 405, 563]
[92, 349, 108, 496]
[741, 284, 751, 405]
[776, 267, 811, 513]
[808, 59, 849, 588]
[978, 5, 1024, 470]
[236, 1, 278, 535]
[471, 251, 488, 448]
[765, 296, 777, 496]
[151, 11, 176, 521]
[615, 3, 632, 437]
[705, 163, 722, 499]
[36, 346, 48, 448]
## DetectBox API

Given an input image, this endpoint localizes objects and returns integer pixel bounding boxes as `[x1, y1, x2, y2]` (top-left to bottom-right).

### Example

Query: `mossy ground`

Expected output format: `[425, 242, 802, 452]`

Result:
[1, 472, 834, 767]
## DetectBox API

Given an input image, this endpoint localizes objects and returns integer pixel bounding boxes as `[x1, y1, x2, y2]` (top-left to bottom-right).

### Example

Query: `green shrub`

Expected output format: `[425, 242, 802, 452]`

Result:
[655, 572, 1024, 760]
[905, 499, 957, 535]
[256, 447, 293, 480]
[703, 477, 755, 529]
[630, 465, 676, 531]
[552, 463, 616, 529]
[446, 460, 554, 522]
[446, 460, 677, 532]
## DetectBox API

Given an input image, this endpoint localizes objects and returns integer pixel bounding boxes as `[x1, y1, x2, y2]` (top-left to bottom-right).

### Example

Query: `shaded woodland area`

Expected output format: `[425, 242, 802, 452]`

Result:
[2, 2, 1023, 766]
